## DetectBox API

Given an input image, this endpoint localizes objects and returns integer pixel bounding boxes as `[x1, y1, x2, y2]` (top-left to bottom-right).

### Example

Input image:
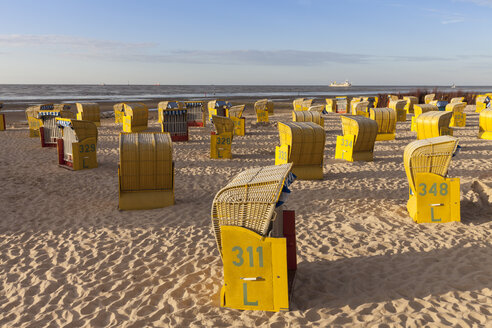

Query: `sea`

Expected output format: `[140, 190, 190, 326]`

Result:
[1, 84, 491, 111]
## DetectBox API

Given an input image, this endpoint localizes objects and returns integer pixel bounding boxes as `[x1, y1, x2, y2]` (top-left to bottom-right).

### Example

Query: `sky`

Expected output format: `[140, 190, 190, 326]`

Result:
[0, 0, 491, 85]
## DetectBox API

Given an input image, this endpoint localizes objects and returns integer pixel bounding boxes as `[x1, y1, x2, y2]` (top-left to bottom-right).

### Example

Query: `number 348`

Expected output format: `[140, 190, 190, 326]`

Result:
[418, 182, 448, 196]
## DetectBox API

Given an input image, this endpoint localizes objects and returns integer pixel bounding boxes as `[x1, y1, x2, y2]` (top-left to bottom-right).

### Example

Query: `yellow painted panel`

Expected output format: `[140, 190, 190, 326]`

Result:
[211, 132, 233, 159]
[0, 114, 5, 131]
[479, 109, 492, 139]
[231, 117, 246, 136]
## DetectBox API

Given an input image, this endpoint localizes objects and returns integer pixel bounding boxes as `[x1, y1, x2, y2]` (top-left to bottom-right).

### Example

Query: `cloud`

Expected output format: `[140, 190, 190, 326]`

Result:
[453, 0, 492, 7]
[441, 17, 465, 24]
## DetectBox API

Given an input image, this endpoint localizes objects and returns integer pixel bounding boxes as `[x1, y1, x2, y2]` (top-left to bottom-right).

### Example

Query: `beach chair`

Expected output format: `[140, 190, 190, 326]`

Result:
[275, 122, 325, 180]
[76, 103, 101, 126]
[211, 115, 234, 159]
[184, 101, 206, 127]
[325, 99, 336, 113]
[37, 105, 75, 147]
[255, 99, 270, 123]
[424, 94, 435, 104]
[389, 99, 407, 122]
[293, 98, 304, 111]
[404, 96, 418, 114]
[160, 109, 188, 142]
[335, 115, 378, 162]
[415, 111, 453, 140]
[350, 97, 362, 111]
[0, 103, 4, 131]
[308, 105, 325, 113]
[351, 101, 370, 117]
[478, 108, 492, 140]
[25, 104, 51, 137]
[445, 102, 467, 127]
[118, 132, 174, 210]
[450, 97, 465, 104]
[157, 101, 184, 123]
[411, 104, 438, 132]
[229, 105, 246, 136]
[370, 108, 396, 141]
[55, 118, 98, 170]
[212, 163, 297, 312]
[292, 111, 324, 127]
[208, 100, 231, 122]
[336, 96, 349, 113]
[113, 103, 125, 124]
[475, 94, 491, 113]
[122, 103, 148, 132]
[403, 136, 460, 223]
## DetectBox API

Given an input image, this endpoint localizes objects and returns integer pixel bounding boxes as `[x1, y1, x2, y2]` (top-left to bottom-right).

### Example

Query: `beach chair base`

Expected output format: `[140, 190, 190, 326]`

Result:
[57, 138, 98, 170]
[375, 133, 395, 141]
[476, 104, 486, 113]
[355, 110, 369, 118]
[211, 132, 232, 159]
[119, 190, 174, 210]
[0, 114, 5, 131]
[76, 113, 101, 126]
[231, 117, 245, 136]
[188, 121, 204, 127]
[220, 225, 296, 312]
[407, 173, 460, 223]
[39, 127, 58, 148]
[115, 111, 124, 124]
[335, 135, 374, 162]
[122, 125, 147, 133]
[396, 110, 406, 122]
[450, 113, 466, 127]
[28, 117, 42, 137]
[291, 165, 323, 180]
[256, 110, 269, 123]
[170, 134, 189, 142]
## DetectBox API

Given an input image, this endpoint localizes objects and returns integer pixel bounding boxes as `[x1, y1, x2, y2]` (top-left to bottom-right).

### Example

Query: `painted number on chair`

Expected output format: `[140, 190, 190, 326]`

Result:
[342, 139, 353, 148]
[418, 183, 448, 196]
[79, 144, 96, 153]
[231, 246, 264, 268]
[278, 149, 288, 161]
[217, 137, 231, 145]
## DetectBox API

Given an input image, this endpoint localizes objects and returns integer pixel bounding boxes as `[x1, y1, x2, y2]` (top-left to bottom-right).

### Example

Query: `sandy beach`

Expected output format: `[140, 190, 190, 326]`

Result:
[0, 102, 491, 327]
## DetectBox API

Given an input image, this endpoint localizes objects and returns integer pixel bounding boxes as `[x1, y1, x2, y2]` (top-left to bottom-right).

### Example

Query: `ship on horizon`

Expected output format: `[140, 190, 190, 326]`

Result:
[329, 80, 352, 87]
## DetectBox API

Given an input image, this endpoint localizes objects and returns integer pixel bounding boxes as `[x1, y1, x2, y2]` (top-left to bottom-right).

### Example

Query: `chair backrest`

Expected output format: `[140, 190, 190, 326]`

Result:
[57, 118, 98, 155]
[362, 96, 378, 108]
[416, 111, 453, 140]
[229, 105, 245, 118]
[351, 101, 369, 115]
[114, 102, 125, 113]
[424, 94, 436, 104]
[158, 101, 184, 110]
[278, 121, 325, 166]
[414, 104, 438, 117]
[76, 103, 100, 123]
[123, 103, 148, 126]
[450, 97, 465, 103]
[301, 99, 314, 111]
[388, 99, 406, 111]
[403, 136, 458, 193]
[369, 107, 396, 134]
[119, 132, 173, 192]
[340, 115, 378, 151]
[308, 105, 324, 113]
[445, 102, 466, 113]
[212, 115, 234, 135]
[255, 99, 268, 111]
[292, 111, 323, 126]
[211, 163, 293, 253]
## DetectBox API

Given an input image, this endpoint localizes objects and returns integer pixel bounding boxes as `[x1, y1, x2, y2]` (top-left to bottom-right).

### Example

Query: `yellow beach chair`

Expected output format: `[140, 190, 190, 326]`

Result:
[118, 132, 174, 210]
[37, 105, 75, 147]
[445, 102, 466, 127]
[208, 100, 231, 122]
[122, 103, 148, 132]
[370, 108, 396, 141]
[275, 122, 325, 180]
[389, 99, 407, 122]
[56, 118, 98, 170]
[157, 101, 184, 123]
[335, 115, 378, 162]
[424, 94, 435, 104]
[255, 99, 270, 123]
[415, 111, 453, 140]
[184, 101, 206, 127]
[411, 104, 438, 132]
[76, 103, 101, 126]
[479, 108, 492, 140]
[325, 98, 336, 113]
[211, 115, 234, 159]
[404, 136, 460, 223]
[351, 101, 370, 117]
[229, 105, 246, 136]
[475, 94, 491, 113]
[292, 111, 324, 127]
[404, 96, 418, 114]
[212, 163, 297, 312]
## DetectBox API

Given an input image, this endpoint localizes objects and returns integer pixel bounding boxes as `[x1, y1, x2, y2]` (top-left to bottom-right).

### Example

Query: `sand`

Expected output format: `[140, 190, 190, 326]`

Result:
[0, 103, 491, 327]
